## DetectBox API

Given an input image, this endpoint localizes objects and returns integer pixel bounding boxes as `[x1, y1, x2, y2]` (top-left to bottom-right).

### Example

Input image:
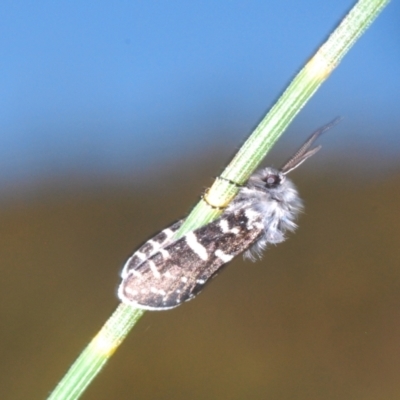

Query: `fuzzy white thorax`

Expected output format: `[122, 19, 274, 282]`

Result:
[225, 167, 303, 260]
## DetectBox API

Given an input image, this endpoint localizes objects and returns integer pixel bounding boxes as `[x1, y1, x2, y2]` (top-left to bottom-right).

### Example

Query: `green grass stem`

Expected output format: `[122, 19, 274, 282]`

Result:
[48, 304, 144, 400]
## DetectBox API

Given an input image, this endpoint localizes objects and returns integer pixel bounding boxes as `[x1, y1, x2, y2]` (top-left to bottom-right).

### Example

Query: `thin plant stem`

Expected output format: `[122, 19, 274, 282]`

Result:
[47, 1, 390, 399]
[48, 304, 144, 400]
[175, 0, 390, 237]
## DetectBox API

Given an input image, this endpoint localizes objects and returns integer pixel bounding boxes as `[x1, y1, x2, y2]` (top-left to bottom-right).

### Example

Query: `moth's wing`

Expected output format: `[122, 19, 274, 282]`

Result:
[120, 219, 184, 278]
[118, 208, 264, 310]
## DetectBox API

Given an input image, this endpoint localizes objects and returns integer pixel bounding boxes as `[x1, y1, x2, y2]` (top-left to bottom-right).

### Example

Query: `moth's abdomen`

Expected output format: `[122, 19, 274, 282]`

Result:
[118, 208, 264, 310]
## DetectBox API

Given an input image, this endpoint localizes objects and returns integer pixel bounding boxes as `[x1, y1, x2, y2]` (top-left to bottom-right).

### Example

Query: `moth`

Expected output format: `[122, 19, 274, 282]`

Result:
[118, 120, 338, 310]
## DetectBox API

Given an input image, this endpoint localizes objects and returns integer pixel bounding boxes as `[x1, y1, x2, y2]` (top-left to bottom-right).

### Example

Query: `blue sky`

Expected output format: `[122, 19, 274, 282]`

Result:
[1, 1, 399, 191]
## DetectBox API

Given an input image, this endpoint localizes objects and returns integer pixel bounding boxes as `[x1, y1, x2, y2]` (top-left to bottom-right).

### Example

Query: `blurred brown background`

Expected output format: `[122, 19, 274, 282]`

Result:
[1, 156, 400, 400]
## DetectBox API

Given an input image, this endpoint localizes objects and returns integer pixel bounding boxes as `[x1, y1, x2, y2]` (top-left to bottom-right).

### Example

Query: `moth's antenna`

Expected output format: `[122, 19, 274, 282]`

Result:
[280, 117, 342, 175]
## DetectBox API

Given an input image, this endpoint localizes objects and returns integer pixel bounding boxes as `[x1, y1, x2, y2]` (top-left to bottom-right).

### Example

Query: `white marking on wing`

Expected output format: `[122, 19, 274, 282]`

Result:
[219, 219, 229, 233]
[163, 228, 174, 238]
[148, 260, 161, 278]
[132, 270, 142, 278]
[245, 209, 259, 222]
[230, 227, 240, 234]
[148, 239, 160, 250]
[219, 219, 240, 234]
[164, 271, 174, 279]
[215, 249, 234, 263]
[159, 248, 170, 259]
[136, 251, 147, 260]
[186, 232, 208, 261]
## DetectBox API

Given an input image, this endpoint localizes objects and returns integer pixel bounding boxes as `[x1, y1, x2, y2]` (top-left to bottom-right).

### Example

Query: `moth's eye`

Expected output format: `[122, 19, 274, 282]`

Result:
[264, 174, 280, 188]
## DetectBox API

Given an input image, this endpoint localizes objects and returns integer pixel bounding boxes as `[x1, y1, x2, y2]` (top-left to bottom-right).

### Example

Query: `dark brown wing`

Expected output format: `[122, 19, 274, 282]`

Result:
[120, 219, 184, 278]
[118, 208, 264, 310]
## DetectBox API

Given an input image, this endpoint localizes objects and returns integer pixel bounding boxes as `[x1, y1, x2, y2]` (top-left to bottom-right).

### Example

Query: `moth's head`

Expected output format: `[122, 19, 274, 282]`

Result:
[246, 118, 341, 196]
[247, 167, 289, 194]
[246, 167, 299, 210]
